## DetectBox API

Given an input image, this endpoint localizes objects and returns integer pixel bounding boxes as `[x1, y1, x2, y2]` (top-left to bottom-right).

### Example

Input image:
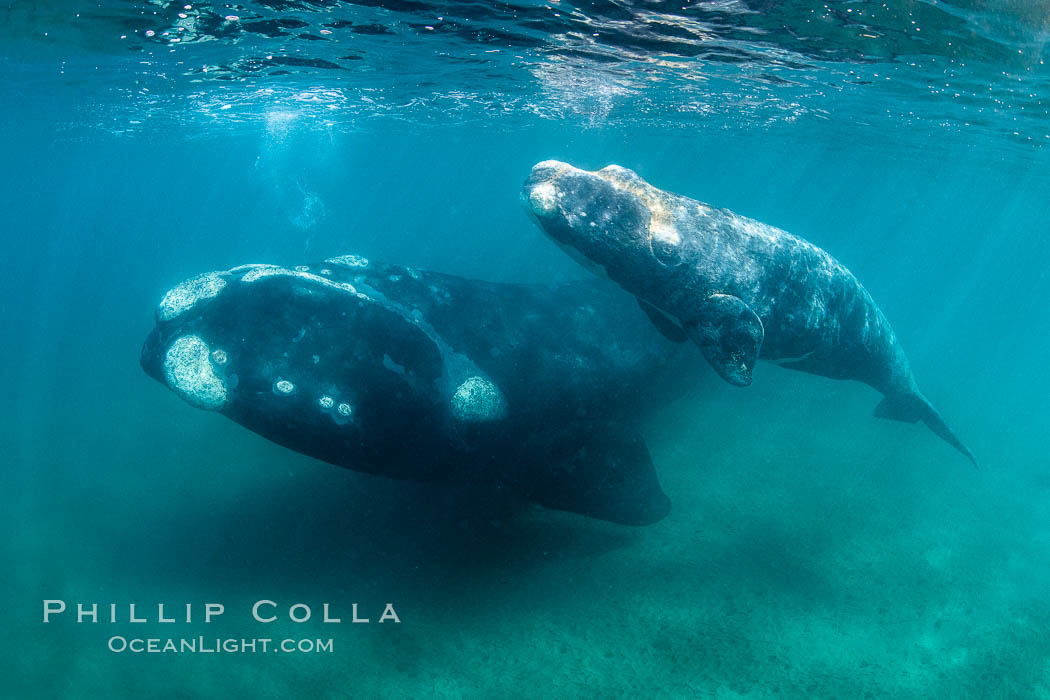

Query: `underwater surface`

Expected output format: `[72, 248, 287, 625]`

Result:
[3, 0, 1050, 697]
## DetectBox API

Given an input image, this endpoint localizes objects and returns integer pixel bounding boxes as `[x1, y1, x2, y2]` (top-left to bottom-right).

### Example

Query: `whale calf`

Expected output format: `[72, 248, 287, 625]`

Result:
[524, 160, 976, 465]
[142, 256, 692, 525]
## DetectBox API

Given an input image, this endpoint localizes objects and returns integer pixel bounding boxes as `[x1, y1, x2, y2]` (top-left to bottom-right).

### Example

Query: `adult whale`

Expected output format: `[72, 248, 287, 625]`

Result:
[141, 255, 690, 525]
[523, 160, 976, 465]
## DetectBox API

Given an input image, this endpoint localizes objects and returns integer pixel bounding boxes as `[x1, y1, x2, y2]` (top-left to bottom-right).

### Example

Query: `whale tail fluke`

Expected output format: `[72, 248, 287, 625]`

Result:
[875, 392, 978, 467]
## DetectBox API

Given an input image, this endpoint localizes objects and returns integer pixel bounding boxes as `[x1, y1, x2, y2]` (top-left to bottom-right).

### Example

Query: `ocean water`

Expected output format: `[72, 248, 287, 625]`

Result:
[4, 1, 1050, 697]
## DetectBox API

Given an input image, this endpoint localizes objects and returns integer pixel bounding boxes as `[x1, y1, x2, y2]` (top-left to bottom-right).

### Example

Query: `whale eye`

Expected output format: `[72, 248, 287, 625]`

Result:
[650, 236, 678, 267]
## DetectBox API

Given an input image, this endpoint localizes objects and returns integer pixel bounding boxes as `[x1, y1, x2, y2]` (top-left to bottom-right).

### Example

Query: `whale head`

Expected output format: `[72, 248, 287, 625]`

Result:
[141, 264, 456, 478]
[524, 160, 686, 286]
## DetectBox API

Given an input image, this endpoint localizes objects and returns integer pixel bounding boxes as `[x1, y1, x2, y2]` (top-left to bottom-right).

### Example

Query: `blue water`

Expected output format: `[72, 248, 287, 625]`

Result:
[4, 1, 1050, 697]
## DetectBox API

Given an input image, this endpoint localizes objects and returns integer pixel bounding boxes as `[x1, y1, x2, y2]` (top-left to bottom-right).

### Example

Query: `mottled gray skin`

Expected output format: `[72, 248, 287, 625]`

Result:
[524, 160, 975, 465]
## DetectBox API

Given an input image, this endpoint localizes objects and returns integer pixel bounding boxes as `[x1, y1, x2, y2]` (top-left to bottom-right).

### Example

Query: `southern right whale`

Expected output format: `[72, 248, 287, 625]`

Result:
[141, 255, 691, 525]
[524, 160, 976, 465]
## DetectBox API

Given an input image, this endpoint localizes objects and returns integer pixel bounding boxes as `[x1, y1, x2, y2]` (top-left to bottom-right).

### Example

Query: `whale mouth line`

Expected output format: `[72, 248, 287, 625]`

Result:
[772, 350, 816, 365]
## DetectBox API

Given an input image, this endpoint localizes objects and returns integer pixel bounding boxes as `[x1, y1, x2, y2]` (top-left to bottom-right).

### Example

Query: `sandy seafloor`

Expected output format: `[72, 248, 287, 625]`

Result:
[4, 116, 1050, 698]
[9, 358, 1049, 698]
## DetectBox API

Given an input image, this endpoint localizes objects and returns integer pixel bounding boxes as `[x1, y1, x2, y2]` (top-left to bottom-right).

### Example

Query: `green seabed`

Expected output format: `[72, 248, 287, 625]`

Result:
[7, 344, 1050, 697]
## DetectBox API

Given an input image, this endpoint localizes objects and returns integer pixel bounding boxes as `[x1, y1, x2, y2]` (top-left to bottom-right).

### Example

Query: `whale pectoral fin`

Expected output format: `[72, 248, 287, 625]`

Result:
[686, 294, 764, 387]
[525, 423, 671, 526]
[637, 299, 687, 343]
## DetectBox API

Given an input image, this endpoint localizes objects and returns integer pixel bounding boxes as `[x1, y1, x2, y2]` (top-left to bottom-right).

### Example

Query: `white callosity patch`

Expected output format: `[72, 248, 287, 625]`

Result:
[317, 395, 353, 425]
[527, 160, 572, 215]
[163, 335, 228, 410]
[528, 181, 560, 214]
[273, 379, 295, 395]
[326, 254, 369, 269]
[239, 265, 284, 282]
[239, 265, 368, 300]
[451, 376, 507, 422]
[227, 263, 274, 274]
[157, 272, 226, 322]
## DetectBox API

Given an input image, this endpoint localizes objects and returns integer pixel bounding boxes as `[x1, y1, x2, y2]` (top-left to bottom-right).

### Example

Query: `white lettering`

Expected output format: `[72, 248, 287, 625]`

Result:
[289, 603, 311, 623]
[77, 603, 98, 623]
[379, 604, 400, 623]
[43, 600, 65, 623]
[205, 603, 224, 623]
[252, 600, 277, 623]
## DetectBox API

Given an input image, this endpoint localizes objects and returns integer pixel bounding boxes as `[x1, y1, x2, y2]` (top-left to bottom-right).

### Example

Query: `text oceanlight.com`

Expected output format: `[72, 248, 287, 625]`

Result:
[108, 636, 335, 654]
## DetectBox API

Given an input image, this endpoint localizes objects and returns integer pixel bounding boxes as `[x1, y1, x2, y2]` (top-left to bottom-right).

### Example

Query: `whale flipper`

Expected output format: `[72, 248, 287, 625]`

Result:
[875, 392, 978, 467]
[524, 424, 671, 526]
[687, 294, 764, 387]
[638, 299, 687, 343]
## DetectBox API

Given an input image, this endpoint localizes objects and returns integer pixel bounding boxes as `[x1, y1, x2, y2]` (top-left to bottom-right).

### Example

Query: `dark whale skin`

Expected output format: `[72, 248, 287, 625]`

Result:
[524, 160, 975, 465]
[141, 256, 691, 525]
